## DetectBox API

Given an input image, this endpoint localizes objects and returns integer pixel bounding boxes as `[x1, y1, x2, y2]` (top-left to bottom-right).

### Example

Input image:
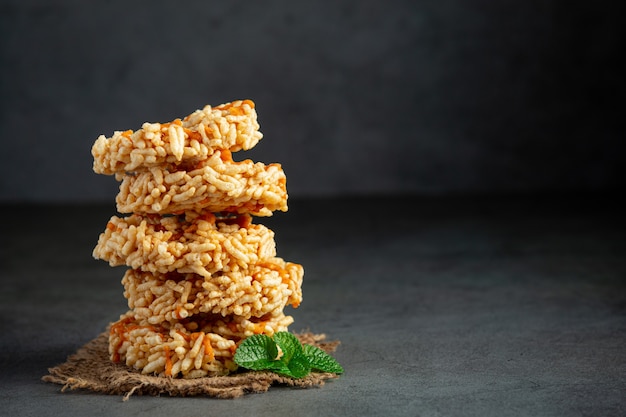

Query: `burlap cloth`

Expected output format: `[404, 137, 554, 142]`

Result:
[42, 331, 340, 400]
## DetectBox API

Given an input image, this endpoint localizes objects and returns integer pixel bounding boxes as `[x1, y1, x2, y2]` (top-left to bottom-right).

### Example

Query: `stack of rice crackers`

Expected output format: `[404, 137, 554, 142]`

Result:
[91, 100, 304, 378]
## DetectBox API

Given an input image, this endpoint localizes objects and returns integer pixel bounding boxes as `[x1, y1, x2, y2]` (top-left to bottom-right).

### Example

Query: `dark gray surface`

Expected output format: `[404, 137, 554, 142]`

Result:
[1, 196, 625, 416]
[1, 1, 624, 202]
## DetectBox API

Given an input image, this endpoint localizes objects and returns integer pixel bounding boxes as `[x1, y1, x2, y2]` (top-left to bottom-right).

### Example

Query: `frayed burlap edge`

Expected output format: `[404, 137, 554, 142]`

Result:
[42, 331, 340, 400]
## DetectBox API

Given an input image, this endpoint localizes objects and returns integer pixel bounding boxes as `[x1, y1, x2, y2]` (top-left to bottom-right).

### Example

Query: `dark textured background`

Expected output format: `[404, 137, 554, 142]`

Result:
[1, 2, 625, 414]
[0, 0, 623, 202]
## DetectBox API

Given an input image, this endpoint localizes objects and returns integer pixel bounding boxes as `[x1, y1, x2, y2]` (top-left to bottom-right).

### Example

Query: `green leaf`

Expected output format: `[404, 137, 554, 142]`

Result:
[273, 332, 303, 363]
[282, 350, 312, 378]
[233, 334, 279, 370]
[303, 344, 344, 374]
[233, 332, 344, 379]
[266, 360, 292, 376]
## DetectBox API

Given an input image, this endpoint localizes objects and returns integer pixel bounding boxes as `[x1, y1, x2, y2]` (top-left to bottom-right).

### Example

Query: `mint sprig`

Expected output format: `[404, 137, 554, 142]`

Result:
[303, 343, 344, 374]
[234, 332, 343, 378]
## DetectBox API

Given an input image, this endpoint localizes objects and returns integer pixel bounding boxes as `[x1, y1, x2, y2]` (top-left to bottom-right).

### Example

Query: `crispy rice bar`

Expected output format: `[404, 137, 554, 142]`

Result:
[115, 150, 287, 216]
[109, 310, 294, 378]
[93, 213, 276, 278]
[92, 100, 262, 175]
[122, 258, 303, 324]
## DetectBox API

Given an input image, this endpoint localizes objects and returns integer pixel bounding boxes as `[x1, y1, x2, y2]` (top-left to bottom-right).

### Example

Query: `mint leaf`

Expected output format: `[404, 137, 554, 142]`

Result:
[233, 332, 343, 379]
[233, 334, 279, 370]
[273, 332, 302, 363]
[303, 344, 344, 374]
[282, 350, 311, 378]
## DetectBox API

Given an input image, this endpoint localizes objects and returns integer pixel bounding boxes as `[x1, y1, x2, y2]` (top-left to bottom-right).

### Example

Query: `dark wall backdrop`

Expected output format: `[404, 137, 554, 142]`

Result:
[0, 0, 623, 202]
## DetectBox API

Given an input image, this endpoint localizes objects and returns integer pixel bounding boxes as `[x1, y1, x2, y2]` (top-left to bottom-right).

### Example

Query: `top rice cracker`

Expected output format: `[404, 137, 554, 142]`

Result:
[92, 100, 262, 175]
